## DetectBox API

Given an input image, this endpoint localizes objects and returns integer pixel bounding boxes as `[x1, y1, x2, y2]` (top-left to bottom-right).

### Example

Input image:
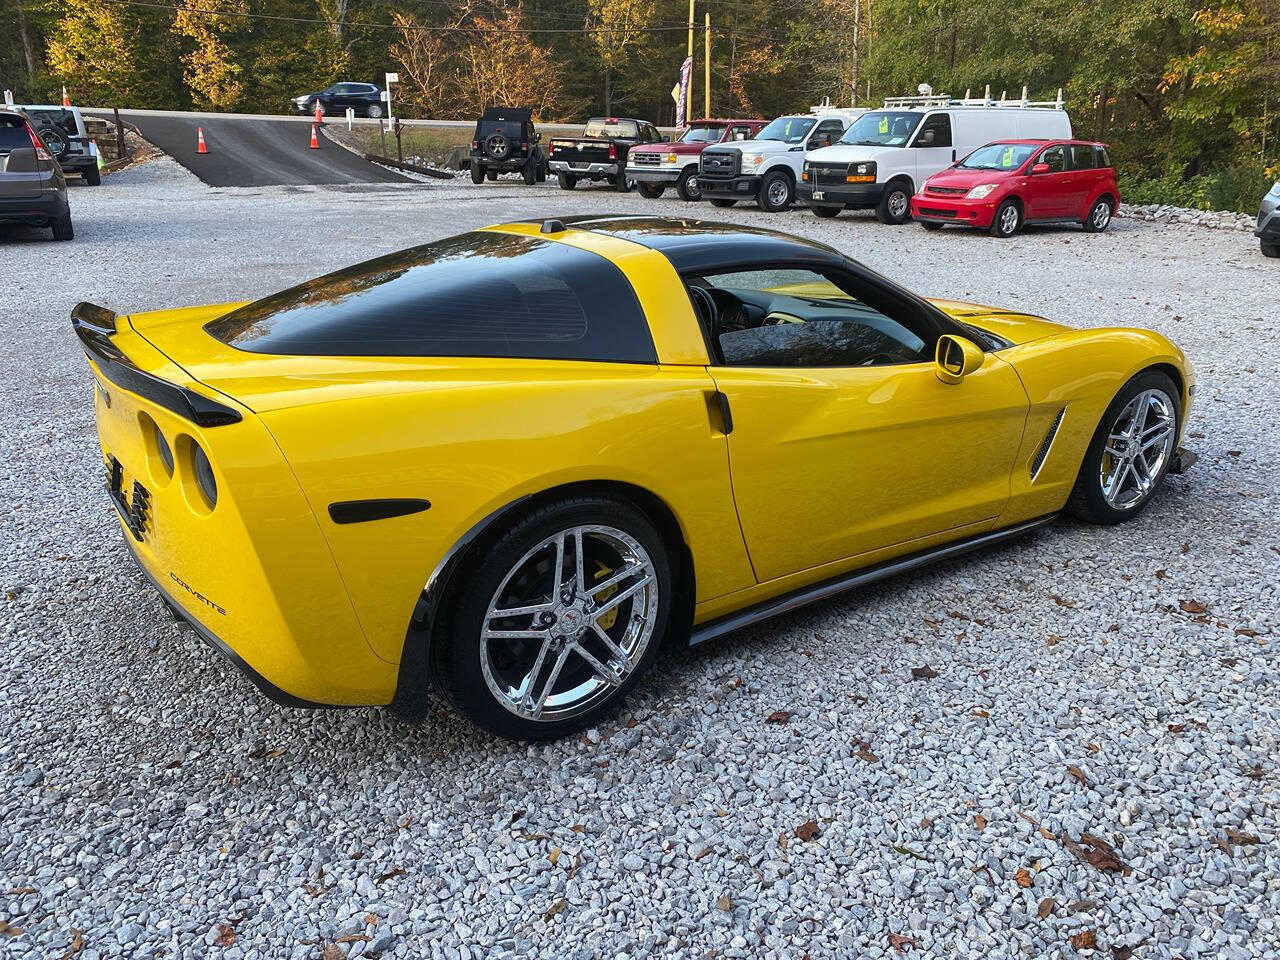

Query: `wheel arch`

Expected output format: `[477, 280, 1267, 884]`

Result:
[390, 479, 695, 718]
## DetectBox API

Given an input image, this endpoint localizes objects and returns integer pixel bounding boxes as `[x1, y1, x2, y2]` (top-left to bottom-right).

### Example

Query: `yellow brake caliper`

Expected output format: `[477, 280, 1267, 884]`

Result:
[593, 560, 619, 631]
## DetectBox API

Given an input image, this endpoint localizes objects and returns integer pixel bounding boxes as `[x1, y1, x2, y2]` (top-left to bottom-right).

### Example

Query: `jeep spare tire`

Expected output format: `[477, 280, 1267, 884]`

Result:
[484, 133, 510, 161]
[38, 126, 70, 162]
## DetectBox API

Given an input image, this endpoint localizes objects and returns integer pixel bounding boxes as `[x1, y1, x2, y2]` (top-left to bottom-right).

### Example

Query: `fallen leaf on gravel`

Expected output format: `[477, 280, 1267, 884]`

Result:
[1015, 867, 1033, 888]
[766, 710, 792, 724]
[852, 746, 879, 763]
[1240, 763, 1265, 780]
[1038, 898, 1055, 919]
[571, 824, 585, 833]
[975, 814, 986, 832]
[1181, 541, 1190, 554]
[1086, 743, 1100, 753]
[972, 709, 990, 718]
[1167, 723, 1186, 733]
[1112, 941, 1147, 959]
[0, 921, 23, 937]
[4, 888, 35, 896]
[695, 846, 714, 861]
[920, 816, 933, 829]
[1226, 828, 1261, 845]
[567, 852, 582, 881]
[364, 913, 378, 926]
[1039, 827, 1056, 841]
[1155, 568, 1168, 579]
[548, 847, 561, 866]
[715, 894, 733, 911]
[1050, 594, 1074, 607]
[1071, 900, 1098, 912]
[888, 932, 917, 952]
[1046, 634, 1062, 646]
[543, 898, 566, 921]
[1070, 930, 1097, 950]
[1235, 627, 1258, 637]
[335, 934, 370, 944]
[215, 925, 235, 947]
[376, 867, 405, 884]
[1067, 765, 1089, 788]
[893, 845, 928, 861]
[322, 946, 344, 960]
[1063, 833, 1128, 874]
[1180, 599, 1207, 614]
[910, 665, 938, 679]
[795, 820, 821, 841]
[61, 929, 84, 959]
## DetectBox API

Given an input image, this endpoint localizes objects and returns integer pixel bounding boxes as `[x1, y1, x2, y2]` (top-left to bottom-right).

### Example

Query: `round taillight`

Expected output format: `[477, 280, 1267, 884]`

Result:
[192, 442, 217, 508]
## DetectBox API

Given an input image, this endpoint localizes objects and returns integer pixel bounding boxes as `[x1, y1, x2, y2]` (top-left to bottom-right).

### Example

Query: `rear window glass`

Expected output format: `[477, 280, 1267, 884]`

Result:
[0, 118, 31, 151]
[584, 119, 639, 139]
[25, 108, 77, 136]
[1069, 145, 1096, 170]
[206, 231, 657, 362]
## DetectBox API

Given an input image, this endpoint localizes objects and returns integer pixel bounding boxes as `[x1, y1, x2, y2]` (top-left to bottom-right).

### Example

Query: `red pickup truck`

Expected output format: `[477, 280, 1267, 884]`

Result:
[625, 118, 766, 201]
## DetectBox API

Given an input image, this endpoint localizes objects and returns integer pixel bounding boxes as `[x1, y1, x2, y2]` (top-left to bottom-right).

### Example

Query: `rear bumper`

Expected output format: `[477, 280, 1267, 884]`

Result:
[549, 159, 617, 178]
[0, 191, 68, 225]
[797, 182, 883, 208]
[472, 153, 534, 170]
[909, 193, 999, 227]
[699, 175, 761, 198]
[1256, 208, 1280, 241]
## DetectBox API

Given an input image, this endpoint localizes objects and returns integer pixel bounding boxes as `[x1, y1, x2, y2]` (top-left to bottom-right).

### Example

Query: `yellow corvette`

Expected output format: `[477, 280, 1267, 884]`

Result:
[75, 217, 1195, 738]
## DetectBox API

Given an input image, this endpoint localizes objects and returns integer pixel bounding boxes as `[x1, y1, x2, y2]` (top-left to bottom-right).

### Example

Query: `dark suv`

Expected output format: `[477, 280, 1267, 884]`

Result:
[1, 110, 73, 241]
[291, 83, 385, 118]
[16, 104, 101, 185]
[469, 107, 546, 185]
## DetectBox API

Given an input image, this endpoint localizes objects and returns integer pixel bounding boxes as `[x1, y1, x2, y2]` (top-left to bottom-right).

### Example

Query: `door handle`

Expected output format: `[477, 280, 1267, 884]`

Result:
[706, 390, 733, 435]
[951, 149, 956, 162]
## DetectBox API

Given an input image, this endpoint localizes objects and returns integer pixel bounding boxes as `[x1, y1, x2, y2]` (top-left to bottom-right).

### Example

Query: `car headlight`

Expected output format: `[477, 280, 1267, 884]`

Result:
[966, 183, 998, 199]
[854, 162, 875, 177]
[742, 153, 763, 167]
[666, 153, 678, 164]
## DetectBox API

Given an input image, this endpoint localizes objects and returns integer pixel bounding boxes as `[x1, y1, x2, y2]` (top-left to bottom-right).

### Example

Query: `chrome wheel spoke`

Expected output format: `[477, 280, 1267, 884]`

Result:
[592, 574, 653, 619]
[589, 621, 632, 669]
[588, 560, 643, 598]
[489, 601, 552, 619]
[573, 527, 586, 596]
[570, 640, 624, 686]
[516, 635, 554, 705]
[531, 645, 572, 718]
[483, 628, 547, 641]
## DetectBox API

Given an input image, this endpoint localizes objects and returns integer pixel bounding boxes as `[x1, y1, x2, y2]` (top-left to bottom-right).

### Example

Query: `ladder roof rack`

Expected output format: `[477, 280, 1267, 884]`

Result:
[881, 86, 1065, 111]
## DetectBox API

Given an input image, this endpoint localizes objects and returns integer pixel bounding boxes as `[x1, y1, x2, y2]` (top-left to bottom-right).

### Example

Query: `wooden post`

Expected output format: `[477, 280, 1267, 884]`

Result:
[113, 106, 126, 160]
[687, 0, 695, 122]
[704, 13, 710, 119]
[394, 118, 403, 163]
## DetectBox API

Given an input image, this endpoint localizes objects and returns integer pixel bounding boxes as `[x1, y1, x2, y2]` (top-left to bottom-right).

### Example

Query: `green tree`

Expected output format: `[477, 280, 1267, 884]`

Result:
[46, 0, 185, 108]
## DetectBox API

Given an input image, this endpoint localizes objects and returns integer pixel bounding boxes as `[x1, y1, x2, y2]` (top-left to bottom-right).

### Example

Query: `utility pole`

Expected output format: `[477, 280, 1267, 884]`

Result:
[852, 0, 861, 107]
[687, 0, 695, 122]
[704, 13, 710, 119]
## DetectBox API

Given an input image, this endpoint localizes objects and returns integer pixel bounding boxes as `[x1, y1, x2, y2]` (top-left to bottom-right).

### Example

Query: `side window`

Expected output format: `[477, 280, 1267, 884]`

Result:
[1039, 146, 1065, 173]
[1068, 145, 1096, 170]
[728, 124, 752, 141]
[808, 120, 843, 148]
[1094, 146, 1111, 168]
[690, 267, 929, 369]
[915, 113, 952, 148]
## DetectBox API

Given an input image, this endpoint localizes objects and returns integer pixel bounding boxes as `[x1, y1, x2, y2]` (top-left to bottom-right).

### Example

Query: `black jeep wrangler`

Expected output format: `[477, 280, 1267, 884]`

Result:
[470, 107, 546, 185]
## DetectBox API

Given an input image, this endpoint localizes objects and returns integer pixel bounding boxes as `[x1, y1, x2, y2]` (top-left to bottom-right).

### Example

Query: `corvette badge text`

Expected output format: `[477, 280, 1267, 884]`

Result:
[169, 571, 227, 616]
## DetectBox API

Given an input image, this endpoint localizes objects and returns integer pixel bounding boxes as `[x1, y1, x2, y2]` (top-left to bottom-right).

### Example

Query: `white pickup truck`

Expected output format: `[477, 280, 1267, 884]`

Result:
[697, 112, 857, 212]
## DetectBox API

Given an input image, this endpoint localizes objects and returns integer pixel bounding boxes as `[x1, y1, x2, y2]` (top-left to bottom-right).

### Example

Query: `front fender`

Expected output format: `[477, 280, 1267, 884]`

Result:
[995, 327, 1193, 524]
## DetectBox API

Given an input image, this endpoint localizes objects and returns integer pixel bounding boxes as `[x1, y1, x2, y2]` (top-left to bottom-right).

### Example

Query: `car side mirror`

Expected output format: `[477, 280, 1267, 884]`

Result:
[1031, 162, 1050, 175]
[917, 130, 935, 146]
[935, 335, 984, 384]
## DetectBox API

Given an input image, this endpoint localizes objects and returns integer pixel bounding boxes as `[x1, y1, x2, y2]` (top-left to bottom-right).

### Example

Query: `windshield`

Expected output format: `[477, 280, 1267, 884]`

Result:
[584, 119, 639, 139]
[754, 116, 814, 144]
[679, 124, 725, 144]
[839, 112, 922, 147]
[960, 143, 1038, 171]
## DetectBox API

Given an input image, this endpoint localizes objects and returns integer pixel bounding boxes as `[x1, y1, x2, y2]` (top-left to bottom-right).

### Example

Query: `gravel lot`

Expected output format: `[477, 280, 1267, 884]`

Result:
[2, 158, 1276, 960]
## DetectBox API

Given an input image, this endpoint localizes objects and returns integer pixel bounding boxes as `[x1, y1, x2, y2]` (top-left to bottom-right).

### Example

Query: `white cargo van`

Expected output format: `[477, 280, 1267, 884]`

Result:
[798, 90, 1071, 223]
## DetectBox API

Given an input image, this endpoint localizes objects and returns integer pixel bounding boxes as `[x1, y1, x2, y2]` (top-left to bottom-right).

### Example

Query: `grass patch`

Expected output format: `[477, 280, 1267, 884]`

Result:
[330, 124, 473, 169]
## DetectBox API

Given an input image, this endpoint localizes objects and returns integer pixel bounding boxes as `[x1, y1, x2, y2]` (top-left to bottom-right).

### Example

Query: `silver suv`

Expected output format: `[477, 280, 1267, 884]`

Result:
[0, 110, 73, 241]
[16, 104, 101, 186]
[1257, 182, 1279, 259]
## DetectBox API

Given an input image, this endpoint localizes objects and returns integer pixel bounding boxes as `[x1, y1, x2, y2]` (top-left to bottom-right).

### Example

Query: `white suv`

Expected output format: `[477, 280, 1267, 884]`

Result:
[799, 94, 1071, 223]
[698, 114, 851, 212]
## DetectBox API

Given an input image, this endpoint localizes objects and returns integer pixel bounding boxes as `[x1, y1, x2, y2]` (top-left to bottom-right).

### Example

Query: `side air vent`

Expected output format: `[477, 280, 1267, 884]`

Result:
[1030, 407, 1066, 482]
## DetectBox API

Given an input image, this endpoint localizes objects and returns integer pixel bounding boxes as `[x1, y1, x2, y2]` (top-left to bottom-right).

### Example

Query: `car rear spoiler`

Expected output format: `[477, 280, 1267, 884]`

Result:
[71, 301, 242, 427]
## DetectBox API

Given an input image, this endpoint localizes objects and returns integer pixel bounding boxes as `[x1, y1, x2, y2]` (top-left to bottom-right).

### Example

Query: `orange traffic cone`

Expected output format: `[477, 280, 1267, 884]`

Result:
[62, 85, 70, 107]
[196, 127, 208, 154]
[309, 124, 320, 150]
[313, 101, 323, 126]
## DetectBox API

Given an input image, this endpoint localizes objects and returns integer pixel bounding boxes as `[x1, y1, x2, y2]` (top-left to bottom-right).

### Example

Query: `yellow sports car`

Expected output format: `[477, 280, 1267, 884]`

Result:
[75, 217, 1195, 738]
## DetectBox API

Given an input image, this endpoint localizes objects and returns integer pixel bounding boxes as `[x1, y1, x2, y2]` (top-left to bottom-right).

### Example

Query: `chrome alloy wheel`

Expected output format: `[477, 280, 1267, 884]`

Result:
[766, 178, 790, 207]
[480, 525, 659, 723]
[1099, 388, 1176, 510]
[999, 203, 1020, 235]
[1091, 201, 1111, 230]
[887, 189, 909, 219]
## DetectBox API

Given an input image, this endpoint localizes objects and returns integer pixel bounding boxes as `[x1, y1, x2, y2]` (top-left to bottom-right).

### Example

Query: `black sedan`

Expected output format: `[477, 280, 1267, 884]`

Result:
[291, 83, 385, 119]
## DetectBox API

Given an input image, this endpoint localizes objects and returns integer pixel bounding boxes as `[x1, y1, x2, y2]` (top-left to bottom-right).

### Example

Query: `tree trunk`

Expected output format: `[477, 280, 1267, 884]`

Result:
[1095, 83, 1109, 140]
[604, 67, 611, 115]
[15, 0, 37, 79]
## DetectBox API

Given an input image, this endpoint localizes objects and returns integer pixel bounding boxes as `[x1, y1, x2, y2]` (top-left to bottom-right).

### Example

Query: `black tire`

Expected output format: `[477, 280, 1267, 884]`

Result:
[1263, 242, 1280, 259]
[757, 169, 794, 212]
[557, 171, 577, 190]
[614, 173, 633, 193]
[638, 183, 665, 199]
[83, 164, 101, 186]
[675, 168, 702, 201]
[710, 198, 737, 208]
[989, 199, 1021, 238]
[38, 126, 70, 162]
[470, 161, 485, 185]
[1082, 196, 1113, 233]
[920, 221, 944, 231]
[486, 169, 498, 182]
[1068, 370, 1181, 525]
[810, 204, 841, 219]
[875, 180, 913, 224]
[51, 215, 73, 241]
[523, 156, 536, 186]
[432, 496, 673, 739]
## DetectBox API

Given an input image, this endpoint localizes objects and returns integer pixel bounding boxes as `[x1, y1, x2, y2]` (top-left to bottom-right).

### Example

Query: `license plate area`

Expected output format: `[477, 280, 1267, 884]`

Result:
[106, 455, 152, 542]
[812, 191, 825, 200]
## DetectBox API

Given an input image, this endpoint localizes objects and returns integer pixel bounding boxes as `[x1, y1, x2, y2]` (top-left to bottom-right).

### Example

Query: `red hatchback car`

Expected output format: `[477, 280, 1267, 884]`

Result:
[911, 139, 1119, 238]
